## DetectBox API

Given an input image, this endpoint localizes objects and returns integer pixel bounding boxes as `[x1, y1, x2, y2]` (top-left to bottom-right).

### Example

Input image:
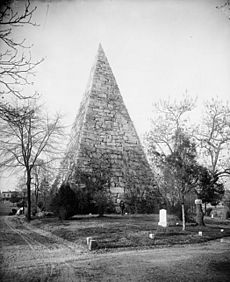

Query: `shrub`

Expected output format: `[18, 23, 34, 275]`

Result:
[93, 190, 115, 216]
[226, 210, 230, 219]
[124, 190, 159, 214]
[74, 188, 90, 214]
[170, 202, 195, 222]
[50, 183, 77, 220]
[223, 190, 230, 209]
[206, 207, 212, 216]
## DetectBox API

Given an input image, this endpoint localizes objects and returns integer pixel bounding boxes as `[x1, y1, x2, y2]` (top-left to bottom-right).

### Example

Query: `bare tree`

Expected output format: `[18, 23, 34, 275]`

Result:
[145, 96, 198, 228]
[195, 98, 230, 178]
[146, 96, 228, 228]
[145, 95, 196, 195]
[0, 101, 65, 221]
[32, 159, 43, 208]
[216, 0, 230, 19]
[31, 158, 56, 210]
[0, 0, 43, 99]
[146, 95, 196, 156]
[31, 159, 46, 208]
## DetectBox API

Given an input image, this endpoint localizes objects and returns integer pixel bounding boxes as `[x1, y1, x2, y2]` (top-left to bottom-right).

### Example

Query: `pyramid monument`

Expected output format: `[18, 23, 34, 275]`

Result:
[61, 44, 158, 203]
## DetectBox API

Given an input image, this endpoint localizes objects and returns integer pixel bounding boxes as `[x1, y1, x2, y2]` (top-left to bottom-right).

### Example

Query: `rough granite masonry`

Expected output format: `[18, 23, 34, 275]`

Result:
[60, 44, 158, 202]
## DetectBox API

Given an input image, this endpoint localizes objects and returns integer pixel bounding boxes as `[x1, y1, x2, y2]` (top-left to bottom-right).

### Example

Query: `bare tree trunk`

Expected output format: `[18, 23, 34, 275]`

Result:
[26, 169, 32, 222]
[181, 195, 186, 231]
[182, 203, 186, 231]
[196, 202, 205, 226]
[35, 185, 39, 208]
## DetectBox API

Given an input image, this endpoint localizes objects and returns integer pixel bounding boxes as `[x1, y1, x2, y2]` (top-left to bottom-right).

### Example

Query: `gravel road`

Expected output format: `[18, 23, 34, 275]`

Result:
[0, 215, 230, 281]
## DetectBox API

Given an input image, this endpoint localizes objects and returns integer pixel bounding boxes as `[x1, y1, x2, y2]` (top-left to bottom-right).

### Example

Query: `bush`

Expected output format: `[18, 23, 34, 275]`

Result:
[223, 190, 230, 209]
[170, 203, 195, 222]
[93, 190, 115, 216]
[50, 183, 77, 220]
[124, 190, 159, 214]
[10, 194, 21, 204]
[226, 210, 230, 219]
[9, 208, 17, 215]
[206, 207, 212, 216]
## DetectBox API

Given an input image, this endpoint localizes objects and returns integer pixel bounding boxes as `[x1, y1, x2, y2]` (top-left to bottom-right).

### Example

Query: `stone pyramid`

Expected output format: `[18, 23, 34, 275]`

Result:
[62, 44, 157, 201]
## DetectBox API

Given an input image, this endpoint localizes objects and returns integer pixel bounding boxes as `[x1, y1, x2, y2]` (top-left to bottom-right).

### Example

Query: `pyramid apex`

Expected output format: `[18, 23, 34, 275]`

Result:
[97, 43, 105, 56]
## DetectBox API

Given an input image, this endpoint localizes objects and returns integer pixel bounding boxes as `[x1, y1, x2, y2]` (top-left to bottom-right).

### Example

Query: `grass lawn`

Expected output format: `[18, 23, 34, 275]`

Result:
[30, 214, 230, 251]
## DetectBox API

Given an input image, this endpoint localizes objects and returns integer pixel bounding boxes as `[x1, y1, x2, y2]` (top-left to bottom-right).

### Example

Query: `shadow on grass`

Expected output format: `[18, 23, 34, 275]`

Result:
[209, 261, 230, 275]
[69, 215, 126, 221]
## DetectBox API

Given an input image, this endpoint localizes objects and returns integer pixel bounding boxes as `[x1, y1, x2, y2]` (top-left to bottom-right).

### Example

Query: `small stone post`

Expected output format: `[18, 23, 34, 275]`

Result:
[195, 199, 205, 226]
[88, 240, 98, 251]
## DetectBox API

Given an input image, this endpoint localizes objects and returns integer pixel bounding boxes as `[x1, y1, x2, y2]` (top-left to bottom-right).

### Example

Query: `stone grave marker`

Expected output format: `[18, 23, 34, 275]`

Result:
[89, 239, 98, 250]
[86, 237, 93, 245]
[158, 209, 167, 227]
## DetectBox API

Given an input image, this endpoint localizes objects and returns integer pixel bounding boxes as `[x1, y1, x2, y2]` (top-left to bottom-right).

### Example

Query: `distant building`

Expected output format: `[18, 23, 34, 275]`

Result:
[2, 191, 20, 201]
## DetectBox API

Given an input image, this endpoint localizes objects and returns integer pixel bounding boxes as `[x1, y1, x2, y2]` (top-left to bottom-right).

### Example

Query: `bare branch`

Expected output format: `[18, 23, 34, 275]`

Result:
[0, 0, 43, 99]
[195, 98, 230, 176]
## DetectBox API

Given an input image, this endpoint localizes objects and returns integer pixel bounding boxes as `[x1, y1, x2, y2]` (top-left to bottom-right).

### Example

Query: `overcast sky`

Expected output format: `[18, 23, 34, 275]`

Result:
[1, 0, 230, 191]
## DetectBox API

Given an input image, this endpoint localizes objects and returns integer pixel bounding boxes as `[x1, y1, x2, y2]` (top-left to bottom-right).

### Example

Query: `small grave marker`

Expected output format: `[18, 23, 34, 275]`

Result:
[158, 209, 167, 227]
[149, 233, 155, 239]
[89, 240, 98, 250]
[86, 237, 93, 245]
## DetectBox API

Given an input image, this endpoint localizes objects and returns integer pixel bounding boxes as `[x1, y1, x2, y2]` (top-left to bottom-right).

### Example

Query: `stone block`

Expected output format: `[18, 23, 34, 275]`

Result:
[86, 236, 93, 245]
[88, 239, 98, 250]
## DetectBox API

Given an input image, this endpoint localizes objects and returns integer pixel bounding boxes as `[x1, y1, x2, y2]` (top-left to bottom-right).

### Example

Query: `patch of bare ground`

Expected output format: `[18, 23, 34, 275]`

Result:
[0, 216, 89, 282]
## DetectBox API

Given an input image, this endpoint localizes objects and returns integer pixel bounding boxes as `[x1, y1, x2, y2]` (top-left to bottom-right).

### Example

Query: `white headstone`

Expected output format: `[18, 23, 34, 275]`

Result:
[158, 209, 167, 227]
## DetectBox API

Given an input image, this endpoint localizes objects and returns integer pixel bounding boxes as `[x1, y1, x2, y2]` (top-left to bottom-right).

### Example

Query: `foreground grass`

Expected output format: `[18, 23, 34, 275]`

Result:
[30, 214, 230, 251]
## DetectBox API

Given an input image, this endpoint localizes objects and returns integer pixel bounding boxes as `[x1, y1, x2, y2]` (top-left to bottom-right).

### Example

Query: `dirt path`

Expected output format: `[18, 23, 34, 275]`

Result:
[0, 215, 230, 281]
[0, 216, 88, 281]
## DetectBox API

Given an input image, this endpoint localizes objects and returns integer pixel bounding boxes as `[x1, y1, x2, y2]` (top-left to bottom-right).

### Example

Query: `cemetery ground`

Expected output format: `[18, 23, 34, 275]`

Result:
[0, 213, 230, 281]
